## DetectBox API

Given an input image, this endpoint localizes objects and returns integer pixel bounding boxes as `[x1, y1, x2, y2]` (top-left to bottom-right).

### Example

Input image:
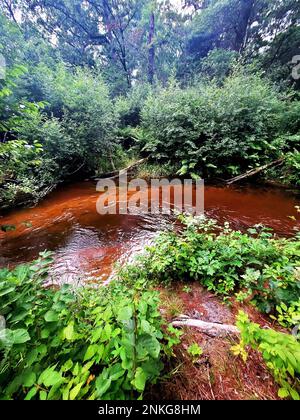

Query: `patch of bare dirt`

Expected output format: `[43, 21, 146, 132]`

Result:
[149, 282, 280, 400]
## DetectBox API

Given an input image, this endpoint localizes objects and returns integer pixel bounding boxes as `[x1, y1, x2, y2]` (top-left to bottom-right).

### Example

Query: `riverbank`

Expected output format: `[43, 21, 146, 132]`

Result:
[149, 282, 281, 400]
[1, 214, 299, 400]
[1, 154, 299, 214]
[120, 215, 300, 400]
[1, 181, 299, 281]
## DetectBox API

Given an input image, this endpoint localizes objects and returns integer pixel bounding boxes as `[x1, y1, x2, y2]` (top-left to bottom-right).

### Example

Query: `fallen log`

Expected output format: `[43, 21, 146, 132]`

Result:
[94, 157, 149, 180]
[225, 158, 284, 185]
[172, 315, 240, 338]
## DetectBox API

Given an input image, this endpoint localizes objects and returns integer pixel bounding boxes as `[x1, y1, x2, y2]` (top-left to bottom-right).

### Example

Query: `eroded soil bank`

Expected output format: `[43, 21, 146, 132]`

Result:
[149, 283, 282, 400]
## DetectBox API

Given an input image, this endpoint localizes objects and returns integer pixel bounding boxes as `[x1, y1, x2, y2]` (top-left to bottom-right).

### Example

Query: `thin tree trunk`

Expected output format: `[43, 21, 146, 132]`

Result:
[234, 0, 255, 52]
[148, 11, 155, 84]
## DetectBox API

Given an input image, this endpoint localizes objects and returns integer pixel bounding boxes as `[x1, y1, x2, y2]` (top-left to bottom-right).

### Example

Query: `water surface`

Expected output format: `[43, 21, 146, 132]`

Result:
[0, 181, 299, 284]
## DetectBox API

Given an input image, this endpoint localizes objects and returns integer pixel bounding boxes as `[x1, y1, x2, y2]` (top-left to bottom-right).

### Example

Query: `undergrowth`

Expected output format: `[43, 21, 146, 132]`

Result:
[121, 216, 300, 325]
[233, 311, 300, 400]
[0, 252, 180, 400]
[119, 215, 300, 399]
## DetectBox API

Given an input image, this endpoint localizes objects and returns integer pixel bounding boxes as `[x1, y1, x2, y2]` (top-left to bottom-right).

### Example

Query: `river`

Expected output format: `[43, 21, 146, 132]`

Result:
[0, 181, 299, 285]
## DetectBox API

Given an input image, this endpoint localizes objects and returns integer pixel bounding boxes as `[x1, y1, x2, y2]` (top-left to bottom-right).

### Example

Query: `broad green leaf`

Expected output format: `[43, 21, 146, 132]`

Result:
[63, 323, 74, 341]
[96, 376, 111, 398]
[7, 328, 30, 344]
[109, 363, 125, 381]
[117, 306, 133, 322]
[132, 367, 146, 392]
[39, 369, 63, 387]
[23, 371, 36, 388]
[24, 387, 38, 400]
[84, 344, 98, 361]
[69, 382, 84, 400]
[39, 390, 47, 400]
[278, 388, 289, 398]
[61, 359, 73, 372]
[44, 310, 59, 322]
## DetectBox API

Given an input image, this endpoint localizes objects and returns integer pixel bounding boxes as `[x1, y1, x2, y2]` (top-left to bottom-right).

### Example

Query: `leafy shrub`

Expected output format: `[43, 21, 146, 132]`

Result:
[141, 74, 289, 178]
[0, 139, 59, 209]
[13, 112, 67, 164]
[0, 254, 179, 400]
[0, 64, 32, 132]
[45, 66, 119, 174]
[0, 64, 125, 209]
[135, 161, 180, 178]
[115, 83, 152, 129]
[0, 66, 60, 208]
[273, 301, 300, 330]
[282, 151, 300, 186]
[233, 311, 300, 400]
[200, 48, 238, 83]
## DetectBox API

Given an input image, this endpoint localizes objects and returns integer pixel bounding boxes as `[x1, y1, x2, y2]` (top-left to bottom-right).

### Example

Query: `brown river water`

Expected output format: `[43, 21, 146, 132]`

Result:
[0, 181, 299, 285]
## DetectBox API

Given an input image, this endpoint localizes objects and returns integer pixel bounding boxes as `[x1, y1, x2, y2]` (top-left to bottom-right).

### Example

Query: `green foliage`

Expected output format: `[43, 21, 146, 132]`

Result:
[0, 225, 16, 233]
[199, 48, 238, 83]
[35, 64, 119, 174]
[187, 343, 203, 362]
[115, 84, 152, 129]
[0, 65, 60, 208]
[0, 139, 58, 209]
[0, 64, 38, 133]
[272, 301, 300, 330]
[141, 74, 290, 178]
[183, 0, 300, 89]
[164, 326, 183, 356]
[0, 63, 123, 209]
[182, 286, 192, 294]
[233, 311, 300, 400]
[135, 161, 180, 179]
[123, 216, 300, 321]
[0, 254, 178, 400]
[283, 151, 300, 186]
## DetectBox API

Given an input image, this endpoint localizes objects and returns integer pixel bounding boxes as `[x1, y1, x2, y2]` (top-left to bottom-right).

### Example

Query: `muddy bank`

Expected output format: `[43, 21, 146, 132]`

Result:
[148, 283, 281, 400]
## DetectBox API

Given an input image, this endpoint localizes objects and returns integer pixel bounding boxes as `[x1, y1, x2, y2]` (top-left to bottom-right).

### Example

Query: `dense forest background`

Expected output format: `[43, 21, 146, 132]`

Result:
[0, 0, 299, 209]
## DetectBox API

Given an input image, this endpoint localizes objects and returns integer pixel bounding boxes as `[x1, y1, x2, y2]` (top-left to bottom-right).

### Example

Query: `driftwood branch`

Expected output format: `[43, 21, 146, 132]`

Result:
[66, 162, 85, 177]
[172, 315, 240, 338]
[226, 158, 284, 185]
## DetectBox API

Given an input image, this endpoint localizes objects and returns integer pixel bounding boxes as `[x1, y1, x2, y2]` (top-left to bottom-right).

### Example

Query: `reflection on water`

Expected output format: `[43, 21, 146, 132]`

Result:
[0, 181, 299, 284]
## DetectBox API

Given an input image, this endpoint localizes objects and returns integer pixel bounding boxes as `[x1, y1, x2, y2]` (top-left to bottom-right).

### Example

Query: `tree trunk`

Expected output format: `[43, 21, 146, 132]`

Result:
[148, 11, 155, 84]
[234, 0, 255, 52]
